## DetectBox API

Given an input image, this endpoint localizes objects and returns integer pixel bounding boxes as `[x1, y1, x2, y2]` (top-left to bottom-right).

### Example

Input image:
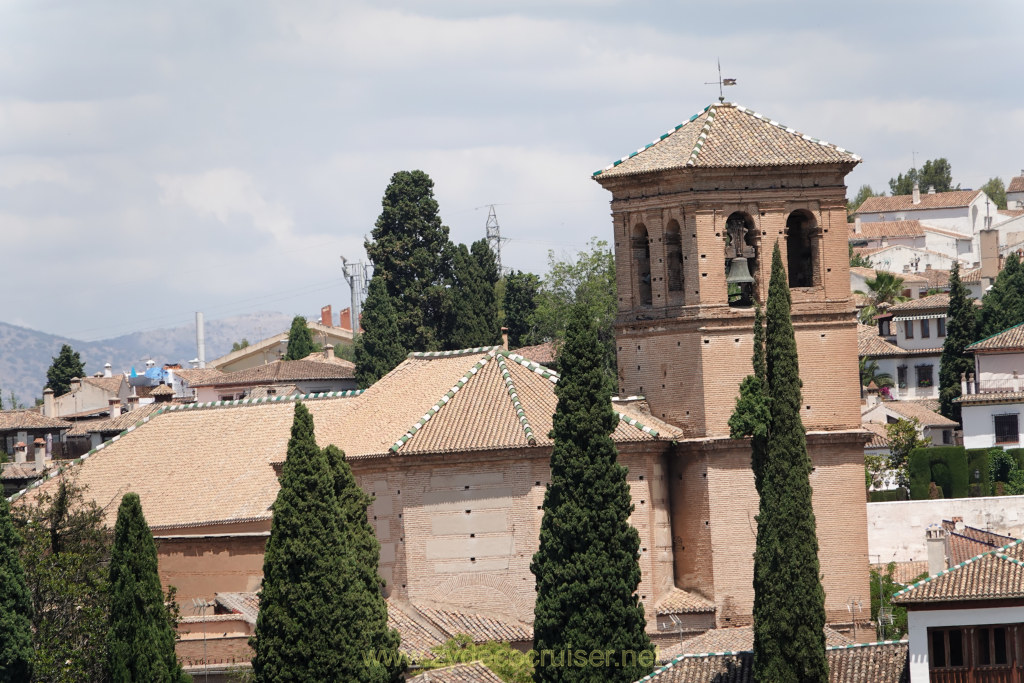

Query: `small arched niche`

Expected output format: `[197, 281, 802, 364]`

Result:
[785, 209, 819, 288]
[724, 212, 758, 307]
[665, 219, 683, 295]
[632, 223, 652, 306]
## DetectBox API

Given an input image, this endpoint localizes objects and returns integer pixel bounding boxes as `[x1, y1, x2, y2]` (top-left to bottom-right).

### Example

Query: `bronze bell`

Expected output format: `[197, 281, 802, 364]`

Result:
[725, 256, 755, 285]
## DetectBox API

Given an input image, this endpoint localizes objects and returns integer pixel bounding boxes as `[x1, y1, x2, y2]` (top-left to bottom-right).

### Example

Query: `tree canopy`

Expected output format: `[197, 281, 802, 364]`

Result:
[0, 494, 33, 683]
[443, 240, 502, 350]
[889, 158, 958, 195]
[503, 270, 541, 349]
[939, 263, 977, 424]
[284, 315, 317, 360]
[530, 303, 653, 682]
[856, 271, 907, 324]
[980, 177, 1007, 210]
[355, 275, 408, 389]
[978, 253, 1024, 339]
[46, 344, 86, 396]
[847, 184, 882, 218]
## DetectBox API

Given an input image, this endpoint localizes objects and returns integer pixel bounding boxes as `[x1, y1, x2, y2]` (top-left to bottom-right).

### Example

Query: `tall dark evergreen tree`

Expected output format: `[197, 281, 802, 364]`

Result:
[530, 303, 653, 683]
[46, 343, 86, 396]
[444, 240, 501, 350]
[978, 253, 1024, 338]
[939, 263, 977, 424]
[324, 445, 403, 682]
[504, 270, 541, 348]
[751, 244, 829, 683]
[106, 493, 188, 683]
[0, 495, 33, 683]
[252, 404, 361, 681]
[729, 304, 770, 493]
[365, 170, 455, 351]
[355, 275, 408, 388]
[284, 315, 317, 360]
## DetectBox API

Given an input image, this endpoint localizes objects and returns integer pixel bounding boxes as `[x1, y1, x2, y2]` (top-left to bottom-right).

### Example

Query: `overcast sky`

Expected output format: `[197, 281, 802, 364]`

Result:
[3, 1, 1022, 340]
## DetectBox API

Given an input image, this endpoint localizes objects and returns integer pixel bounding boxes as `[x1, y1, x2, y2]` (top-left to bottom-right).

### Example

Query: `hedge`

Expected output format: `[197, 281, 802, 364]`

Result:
[1007, 448, 1024, 472]
[869, 489, 909, 503]
[966, 448, 993, 496]
[909, 446, 969, 500]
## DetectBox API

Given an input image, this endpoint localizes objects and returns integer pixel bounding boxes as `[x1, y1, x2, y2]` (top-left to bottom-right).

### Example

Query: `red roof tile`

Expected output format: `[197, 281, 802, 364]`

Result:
[856, 191, 981, 214]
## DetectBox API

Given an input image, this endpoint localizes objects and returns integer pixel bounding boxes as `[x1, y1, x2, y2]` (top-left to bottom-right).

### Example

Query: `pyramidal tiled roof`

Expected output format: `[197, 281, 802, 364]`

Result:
[594, 102, 859, 178]
[893, 538, 1024, 604]
[11, 347, 679, 529]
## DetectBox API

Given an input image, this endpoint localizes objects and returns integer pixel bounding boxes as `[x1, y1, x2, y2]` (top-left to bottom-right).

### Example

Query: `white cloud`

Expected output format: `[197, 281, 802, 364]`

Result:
[0, 157, 75, 189]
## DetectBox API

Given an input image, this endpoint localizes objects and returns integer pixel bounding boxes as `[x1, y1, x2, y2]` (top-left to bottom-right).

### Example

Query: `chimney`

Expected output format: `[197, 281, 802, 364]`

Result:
[912, 180, 921, 205]
[109, 398, 121, 418]
[195, 311, 206, 369]
[501, 327, 509, 351]
[127, 387, 139, 408]
[928, 185, 936, 195]
[339, 307, 352, 332]
[13, 442, 27, 464]
[980, 229, 999, 280]
[324, 344, 335, 360]
[926, 525, 947, 575]
[320, 305, 333, 328]
[925, 263, 932, 271]
[42, 387, 54, 417]
[854, 216, 862, 234]
[33, 438, 45, 473]
[69, 377, 81, 394]
[104, 363, 112, 378]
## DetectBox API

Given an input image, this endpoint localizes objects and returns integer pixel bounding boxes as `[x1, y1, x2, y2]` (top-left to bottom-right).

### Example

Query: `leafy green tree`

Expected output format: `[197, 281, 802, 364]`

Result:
[869, 563, 925, 641]
[503, 270, 541, 348]
[106, 493, 188, 683]
[980, 177, 1007, 210]
[365, 170, 455, 351]
[849, 243, 873, 268]
[324, 445, 402, 682]
[231, 339, 250, 352]
[856, 271, 907, 324]
[530, 303, 653, 682]
[0, 494, 33, 682]
[885, 418, 930, 490]
[978, 253, 1024, 338]
[848, 184, 882, 218]
[46, 344, 86, 396]
[443, 240, 501, 350]
[889, 158, 958, 195]
[354, 276, 408, 389]
[419, 635, 532, 683]
[859, 357, 894, 392]
[751, 243, 829, 683]
[284, 315, 317, 360]
[14, 479, 110, 682]
[531, 239, 616, 377]
[939, 264, 977, 423]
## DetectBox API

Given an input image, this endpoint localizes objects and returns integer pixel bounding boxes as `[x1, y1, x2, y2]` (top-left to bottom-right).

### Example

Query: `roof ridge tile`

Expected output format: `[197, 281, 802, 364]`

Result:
[494, 354, 537, 446]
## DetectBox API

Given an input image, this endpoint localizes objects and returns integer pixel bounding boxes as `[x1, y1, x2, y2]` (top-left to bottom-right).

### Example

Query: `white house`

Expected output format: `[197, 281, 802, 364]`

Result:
[959, 321, 1024, 449]
[855, 188, 1008, 236]
[862, 398, 958, 446]
[1007, 173, 1024, 210]
[859, 244, 963, 276]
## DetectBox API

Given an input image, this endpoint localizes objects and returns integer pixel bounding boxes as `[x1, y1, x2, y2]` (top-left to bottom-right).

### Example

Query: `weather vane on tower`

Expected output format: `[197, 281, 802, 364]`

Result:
[705, 59, 736, 102]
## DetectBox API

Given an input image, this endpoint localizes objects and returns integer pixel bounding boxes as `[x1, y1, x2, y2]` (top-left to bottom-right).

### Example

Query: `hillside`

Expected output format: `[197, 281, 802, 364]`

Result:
[0, 312, 309, 406]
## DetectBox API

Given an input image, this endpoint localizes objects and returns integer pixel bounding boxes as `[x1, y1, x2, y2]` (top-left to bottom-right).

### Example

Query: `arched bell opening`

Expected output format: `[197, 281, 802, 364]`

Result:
[785, 209, 819, 288]
[724, 212, 758, 307]
[665, 220, 684, 298]
[633, 223, 652, 306]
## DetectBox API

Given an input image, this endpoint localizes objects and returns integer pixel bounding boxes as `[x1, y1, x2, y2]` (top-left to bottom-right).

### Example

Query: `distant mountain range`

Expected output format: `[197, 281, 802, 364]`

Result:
[0, 312, 297, 406]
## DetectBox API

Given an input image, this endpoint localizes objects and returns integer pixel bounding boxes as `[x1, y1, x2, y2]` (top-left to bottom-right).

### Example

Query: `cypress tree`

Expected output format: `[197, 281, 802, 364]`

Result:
[365, 170, 456, 351]
[939, 263, 977, 424]
[729, 303, 770, 493]
[504, 270, 541, 348]
[752, 243, 829, 683]
[106, 493, 188, 683]
[46, 343, 86, 396]
[0, 496, 33, 683]
[978, 253, 1024, 338]
[444, 240, 501, 350]
[252, 404, 353, 681]
[355, 275, 408, 388]
[530, 303, 653, 683]
[284, 315, 317, 360]
[325, 445, 403, 682]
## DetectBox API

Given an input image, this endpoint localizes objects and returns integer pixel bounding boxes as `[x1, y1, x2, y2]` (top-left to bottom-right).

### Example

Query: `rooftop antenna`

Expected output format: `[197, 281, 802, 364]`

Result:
[704, 58, 737, 102]
[483, 204, 510, 275]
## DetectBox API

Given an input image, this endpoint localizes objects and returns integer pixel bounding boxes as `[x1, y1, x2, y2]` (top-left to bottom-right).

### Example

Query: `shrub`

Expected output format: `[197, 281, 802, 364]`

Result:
[991, 449, 1018, 485]
[966, 448, 993, 495]
[909, 446, 969, 499]
[909, 449, 932, 500]
[869, 489, 908, 503]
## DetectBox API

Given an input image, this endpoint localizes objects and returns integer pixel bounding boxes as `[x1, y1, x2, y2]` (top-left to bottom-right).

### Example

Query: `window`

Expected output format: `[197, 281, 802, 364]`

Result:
[995, 414, 1020, 444]
[921, 319, 930, 338]
[632, 224, 652, 306]
[942, 429, 952, 445]
[937, 317, 946, 337]
[897, 366, 908, 389]
[905, 320, 914, 339]
[975, 626, 1009, 666]
[916, 365, 933, 388]
[665, 220, 683, 293]
[879, 319, 891, 337]
[785, 210, 817, 288]
[930, 628, 965, 669]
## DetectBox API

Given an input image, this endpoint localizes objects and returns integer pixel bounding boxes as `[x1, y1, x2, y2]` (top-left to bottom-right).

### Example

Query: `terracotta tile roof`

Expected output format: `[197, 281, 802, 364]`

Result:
[510, 341, 556, 366]
[82, 376, 124, 394]
[658, 626, 851, 662]
[856, 190, 981, 215]
[894, 539, 1024, 604]
[635, 641, 909, 683]
[594, 102, 858, 179]
[1008, 175, 1024, 194]
[999, 208, 1024, 218]
[967, 320, 1024, 352]
[888, 293, 949, 314]
[850, 220, 924, 239]
[654, 588, 715, 615]
[301, 351, 357, 368]
[66, 404, 162, 436]
[878, 401, 957, 428]
[150, 384, 175, 396]
[960, 267, 982, 284]
[957, 390, 1024, 405]
[245, 385, 300, 399]
[386, 599, 448, 661]
[0, 410, 71, 431]
[16, 348, 677, 529]
[918, 268, 951, 289]
[871, 561, 929, 586]
[908, 398, 941, 413]
[857, 324, 903, 357]
[862, 422, 889, 449]
[415, 606, 533, 644]
[407, 662, 505, 683]
[191, 359, 355, 386]
[174, 368, 226, 385]
[215, 592, 260, 624]
[941, 520, 1019, 567]
[1, 463, 47, 481]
